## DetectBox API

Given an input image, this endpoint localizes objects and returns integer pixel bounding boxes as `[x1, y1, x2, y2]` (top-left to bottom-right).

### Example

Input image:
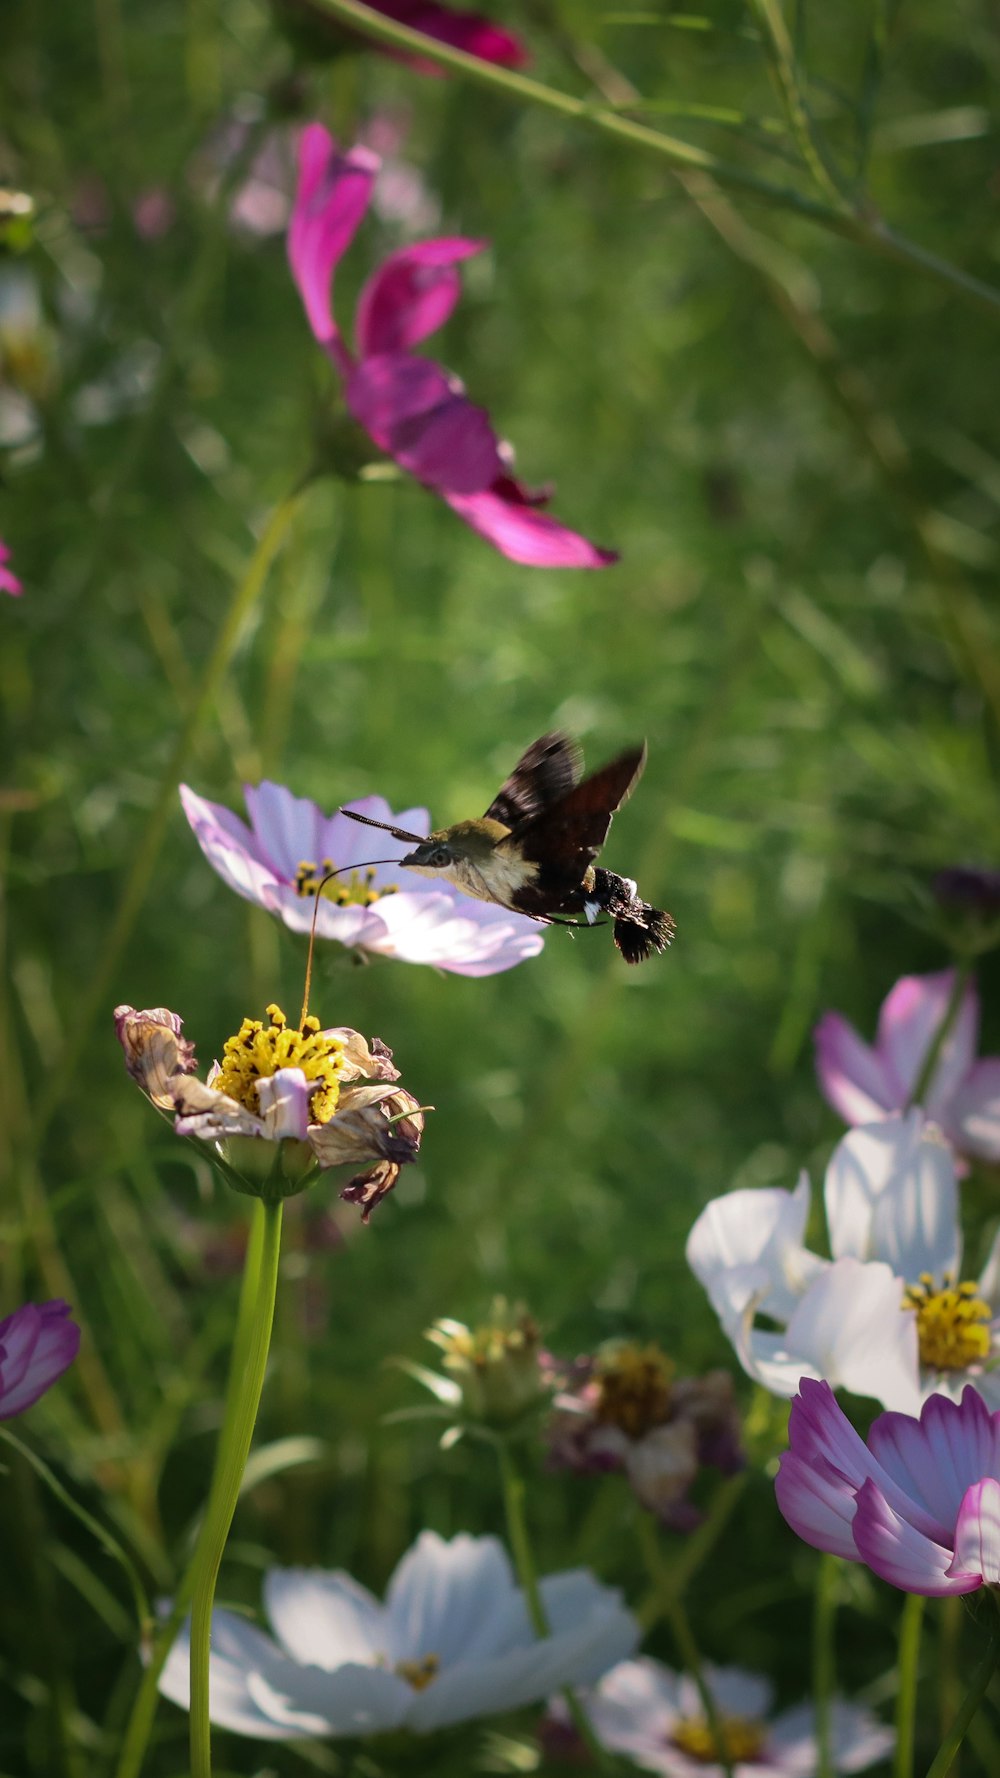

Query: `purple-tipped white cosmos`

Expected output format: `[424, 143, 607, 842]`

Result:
[777, 1378, 1000, 1597]
[547, 1657, 893, 1777]
[687, 1110, 1000, 1414]
[815, 969, 1000, 1165]
[0, 539, 22, 597]
[180, 780, 543, 976]
[287, 123, 616, 568]
[158, 1530, 639, 1740]
[0, 1301, 80, 1416]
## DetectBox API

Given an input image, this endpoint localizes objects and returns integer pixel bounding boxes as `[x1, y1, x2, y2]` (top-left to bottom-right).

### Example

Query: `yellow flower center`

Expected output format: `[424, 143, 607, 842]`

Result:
[213, 1004, 347, 1126]
[595, 1341, 673, 1438]
[902, 1273, 992, 1370]
[671, 1714, 766, 1764]
[294, 857, 397, 906]
[394, 1653, 440, 1691]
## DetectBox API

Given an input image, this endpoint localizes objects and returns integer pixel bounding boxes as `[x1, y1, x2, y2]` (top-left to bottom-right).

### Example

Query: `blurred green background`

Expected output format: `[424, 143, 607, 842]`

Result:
[2, 0, 1000, 1771]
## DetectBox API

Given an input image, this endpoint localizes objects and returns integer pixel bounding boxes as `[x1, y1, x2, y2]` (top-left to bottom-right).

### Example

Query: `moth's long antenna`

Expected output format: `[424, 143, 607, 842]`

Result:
[297, 859, 408, 1028]
[339, 807, 426, 845]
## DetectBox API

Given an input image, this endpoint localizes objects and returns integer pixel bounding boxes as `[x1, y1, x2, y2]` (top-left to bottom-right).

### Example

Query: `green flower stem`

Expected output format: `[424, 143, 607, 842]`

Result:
[189, 1196, 283, 1778]
[909, 962, 973, 1109]
[813, 1552, 839, 1778]
[308, 0, 1000, 318]
[495, 1440, 613, 1773]
[635, 1512, 734, 1778]
[924, 1610, 1000, 1778]
[894, 1593, 925, 1778]
[637, 1472, 748, 1631]
[748, 0, 844, 205]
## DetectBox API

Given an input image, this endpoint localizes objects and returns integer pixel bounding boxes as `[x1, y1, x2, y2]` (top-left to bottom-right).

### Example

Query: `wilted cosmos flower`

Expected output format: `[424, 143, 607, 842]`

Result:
[545, 1657, 893, 1777]
[815, 968, 1000, 1165]
[114, 1002, 425, 1219]
[421, 1299, 552, 1428]
[180, 779, 543, 975]
[777, 1378, 1000, 1597]
[0, 538, 22, 597]
[0, 1301, 79, 1417]
[158, 1530, 639, 1738]
[288, 122, 617, 567]
[687, 1110, 1000, 1414]
[545, 1340, 743, 1528]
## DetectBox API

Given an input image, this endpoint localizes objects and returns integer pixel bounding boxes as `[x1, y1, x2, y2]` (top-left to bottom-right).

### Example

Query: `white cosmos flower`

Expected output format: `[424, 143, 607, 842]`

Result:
[687, 1110, 1000, 1414]
[158, 1531, 639, 1740]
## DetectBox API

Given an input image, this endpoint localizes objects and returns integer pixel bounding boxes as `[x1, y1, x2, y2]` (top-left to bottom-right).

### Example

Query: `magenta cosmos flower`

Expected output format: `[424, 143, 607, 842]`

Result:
[777, 1377, 1000, 1595]
[351, 1, 527, 73]
[0, 1302, 79, 1417]
[287, 123, 616, 568]
[0, 539, 22, 598]
[815, 969, 1000, 1165]
[180, 780, 543, 976]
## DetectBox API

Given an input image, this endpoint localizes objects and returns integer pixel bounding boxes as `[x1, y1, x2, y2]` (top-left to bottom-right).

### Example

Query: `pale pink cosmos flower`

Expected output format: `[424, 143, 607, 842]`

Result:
[180, 780, 543, 976]
[815, 969, 1000, 1165]
[777, 1377, 1000, 1597]
[0, 539, 22, 597]
[0, 1302, 80, 1417]
[287, 123, 617, 568]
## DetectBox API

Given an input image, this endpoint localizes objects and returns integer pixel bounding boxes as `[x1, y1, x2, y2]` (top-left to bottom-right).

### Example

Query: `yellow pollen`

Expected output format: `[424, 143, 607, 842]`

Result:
[671, 1714, 766, 1764]
[293, 858, 397, 907]
[394, 1653, 440, 1691]
[595, 1341, 674, 1439]
[902, 1273, 992, 1371]
[213, 1003, 347, 1126]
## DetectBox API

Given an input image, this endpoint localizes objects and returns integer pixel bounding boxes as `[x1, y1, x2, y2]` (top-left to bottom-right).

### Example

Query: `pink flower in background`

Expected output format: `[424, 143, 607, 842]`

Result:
[776, 1378, 1000, 1597]
[815, 969, 1000, 1164]
[180, 780, 544, 975]
[0, 1302, 80, 1417]
[0, 539, 22, 597]
[287, 123, 617, 568]
[364, 0, 528, 73]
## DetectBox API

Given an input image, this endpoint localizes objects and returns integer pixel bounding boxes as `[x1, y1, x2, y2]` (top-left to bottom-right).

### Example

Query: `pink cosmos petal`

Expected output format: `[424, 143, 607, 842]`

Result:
[347, 353, 505, 493]
[948, 1058, 1000, 1162]
[867, 1387, 1000, 1539]
[948, 1477, 1000, 1585]
[356, 238, 485, 356]
[369, 0, 529, 71]
[288, 124, 379, 353]
[366, 887, 544, 974]
[775, 1449, 862, 1559]
[814, 1012, 898, 1125]
[779, 1379, 943, 1540]
[851, 1476, 978, 1595]
[877, 970, 978, 1114]
[444, 484, 618, 568]
[0, 1301, 80, 1418]
[256, 1069, 312, 1142]
[0, 539, 22, 598]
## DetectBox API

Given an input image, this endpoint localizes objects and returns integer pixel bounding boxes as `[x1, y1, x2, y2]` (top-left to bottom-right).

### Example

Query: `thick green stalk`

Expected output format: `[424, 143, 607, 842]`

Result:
[813, 1552, 839, 1778]
[894, 1593, 925, 1778]
[924, 1613, 1000, 1778]
[189, 1198, 283, 1778]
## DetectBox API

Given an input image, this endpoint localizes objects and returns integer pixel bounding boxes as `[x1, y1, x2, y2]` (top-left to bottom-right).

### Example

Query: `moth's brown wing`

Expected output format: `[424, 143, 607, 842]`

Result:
[482, 732, 584, 831]
[503, 744, 647, 912]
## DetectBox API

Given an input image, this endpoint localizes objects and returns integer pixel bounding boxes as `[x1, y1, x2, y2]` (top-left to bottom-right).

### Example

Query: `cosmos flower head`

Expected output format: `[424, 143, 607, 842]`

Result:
[544, 1340, 744, 1529]
[180, 780, 544, 976]
[274, 0, 528, 75]
[157, 1530, 639, 1738]
[0, 539, 22, 598]
[545, 1656, 894, 1778]
[687, 1110, 1000, 1414]
[420, 1299, 553, 1429]
[815, 969, 1000, 1165]
[777, 1378, 1000, 1597]
[0, 1301, 80, 1418]
[114, 1003, 425, 1220]
[287, 123, 617, 567]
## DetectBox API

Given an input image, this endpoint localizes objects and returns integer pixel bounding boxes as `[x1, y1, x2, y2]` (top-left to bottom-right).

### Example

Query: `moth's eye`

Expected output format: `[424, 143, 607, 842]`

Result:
[430, 847, 451, 867]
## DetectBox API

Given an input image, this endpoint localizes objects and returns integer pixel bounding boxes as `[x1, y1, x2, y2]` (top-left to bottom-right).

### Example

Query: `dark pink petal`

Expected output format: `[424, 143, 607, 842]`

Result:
[0, 1302, 80, 1417]
[784, 1378, 941, 1538]
[0, 539, 22, 598]
[852, 1477, 978, 1595]
[347, 353, 505, 493]
[368, 0, 529, 72]
[356, 239, 485, 357]
[288, 124, 379, 355]
[814, 1011, 899, 1124]
[774, 1449, 861, 1559]
[868, 1387, 1000, 1541]
[949, 1478, 1000, 1586]
[444, 484, 618, 568]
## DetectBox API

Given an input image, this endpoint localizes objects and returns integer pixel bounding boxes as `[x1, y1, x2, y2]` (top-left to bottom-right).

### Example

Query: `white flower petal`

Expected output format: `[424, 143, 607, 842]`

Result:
[263, 1568, 386, 1668]
[385, 1531, 518, 1664]
[159, 1609, 329, 1739]
[256, 1068, 312, 1142]
[686, 1175, 821, 1326]
[248, 1660, 412, 1736]
[784, 1258, 922, 1413]
[769, 1700, 894, 1775]
[823, 1113, 958, 1280]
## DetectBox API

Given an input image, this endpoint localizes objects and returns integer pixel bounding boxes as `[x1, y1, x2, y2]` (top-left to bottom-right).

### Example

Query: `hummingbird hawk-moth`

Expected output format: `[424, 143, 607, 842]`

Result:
[339, 732, 675, 964]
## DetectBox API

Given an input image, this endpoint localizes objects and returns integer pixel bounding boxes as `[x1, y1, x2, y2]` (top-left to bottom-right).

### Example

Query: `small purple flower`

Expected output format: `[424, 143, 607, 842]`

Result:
[288, 123, 617, 568]
[777, 1377, 1000, 1596]
[180, 779, 543, 976]
[0, 1302, 80, 1417]
[0, 539, 22, 598]
[815, 969, 1000, 1165]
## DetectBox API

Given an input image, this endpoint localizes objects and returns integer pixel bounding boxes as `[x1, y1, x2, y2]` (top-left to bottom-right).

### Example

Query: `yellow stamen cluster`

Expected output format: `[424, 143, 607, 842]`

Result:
[595, 1341, 674, 1439]
[213, 1004, 347, 1126]
[294, 858, 397, 906]
[394, 1653, 440, 1691]
[671, 1714, 766, 1764]
[902, 1273, 992, 1371]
